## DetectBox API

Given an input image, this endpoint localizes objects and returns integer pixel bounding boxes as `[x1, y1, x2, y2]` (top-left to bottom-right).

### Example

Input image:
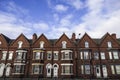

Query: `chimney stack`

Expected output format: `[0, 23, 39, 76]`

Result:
[32, 33, 37, 43]
[111, 33, 116, 39]
[71, 33, 76, 42]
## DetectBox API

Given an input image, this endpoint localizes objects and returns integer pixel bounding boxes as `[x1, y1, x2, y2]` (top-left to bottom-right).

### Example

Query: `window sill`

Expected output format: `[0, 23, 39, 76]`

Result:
[12, 73, 24, 75]
[61, 73, 73, 75]
[61, 59, 73, 60]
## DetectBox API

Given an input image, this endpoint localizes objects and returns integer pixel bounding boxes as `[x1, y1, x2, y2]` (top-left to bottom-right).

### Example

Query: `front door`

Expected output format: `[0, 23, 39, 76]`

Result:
[96, 65, 101, 78]
[46, 63, 52, 77]
[53, 65, 58, 77]
[102, 65, 107, 78]
[6, 67, 11, 76]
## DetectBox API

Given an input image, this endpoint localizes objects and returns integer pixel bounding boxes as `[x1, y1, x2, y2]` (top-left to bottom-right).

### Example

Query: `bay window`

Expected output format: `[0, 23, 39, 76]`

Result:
[32, 65, 43, 74]
[81, 65, 90, 74]
[61, 64, 73, 75]
[80, 51, 91, 60]
[14, 65, 25, 73]
[61, 50, 72, 60]
[33, 52, 43, 60]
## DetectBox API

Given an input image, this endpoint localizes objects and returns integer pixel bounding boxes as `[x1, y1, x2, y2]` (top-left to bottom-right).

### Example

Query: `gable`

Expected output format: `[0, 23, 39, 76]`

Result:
[55, 33, 74, 47]
[100, 33, 119, 48]
[78, 33, 97, 48]
[0, 34, 10, 48]
[10, 34, 30, 48]
[32, 34, 51, 48]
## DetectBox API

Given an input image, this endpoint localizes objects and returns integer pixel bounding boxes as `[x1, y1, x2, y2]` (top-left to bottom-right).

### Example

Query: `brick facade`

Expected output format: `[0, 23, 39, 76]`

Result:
[0, 33, 120, 79]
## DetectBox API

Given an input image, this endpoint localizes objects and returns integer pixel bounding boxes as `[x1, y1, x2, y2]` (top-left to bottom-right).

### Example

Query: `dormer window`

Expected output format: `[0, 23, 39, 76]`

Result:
[107, 41, 112, 48]
[40, 41, 44, 48]
[18, 41, 23, 48]
[62, 41, 67, 48]
[85, 41, 89, 48]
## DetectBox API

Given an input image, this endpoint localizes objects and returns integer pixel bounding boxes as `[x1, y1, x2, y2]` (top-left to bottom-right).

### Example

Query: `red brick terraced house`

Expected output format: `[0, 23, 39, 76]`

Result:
[0, 33, 120, 79]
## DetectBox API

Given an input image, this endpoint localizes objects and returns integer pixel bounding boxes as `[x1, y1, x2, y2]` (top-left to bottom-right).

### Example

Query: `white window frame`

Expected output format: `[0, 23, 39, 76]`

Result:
[107, 41, 112, 48]
[62, 41, 67, 48]
[32, 65, 43, 74]
[101, 52, 105, 59]
[61, 50, 72, 60]
[47, 51, 52, 60]
[109, 52, 112, 59]
[8, 51, 13, 60]
[61, 64, 73, 75]
[113, 51, 119, 59]
[18, 41, 23, 48]
[14, 65, 25, 73]
[85, 41, 89, 48]
[94, 52, 99, 60]
[40, 41, 44, 48]
[54, 51, 58, 60]
[111, 65, 115, 74]
[33, 52, 43, 60]
[115, 65, 120, 74]
[1, 51, 7, 60]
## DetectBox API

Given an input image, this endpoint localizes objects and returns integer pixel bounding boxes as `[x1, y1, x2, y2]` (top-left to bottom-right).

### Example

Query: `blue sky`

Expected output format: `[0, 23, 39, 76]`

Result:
[0, 0, 120, 39]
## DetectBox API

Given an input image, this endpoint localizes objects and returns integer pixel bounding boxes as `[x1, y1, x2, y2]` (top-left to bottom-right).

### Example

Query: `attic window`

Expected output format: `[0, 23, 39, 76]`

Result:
[85, 41, 89, 48]
[62, 41, 67, 48]
[40, 41, 44, 48]
[107, 41, 112, 48]
[18, 41, 23, 48]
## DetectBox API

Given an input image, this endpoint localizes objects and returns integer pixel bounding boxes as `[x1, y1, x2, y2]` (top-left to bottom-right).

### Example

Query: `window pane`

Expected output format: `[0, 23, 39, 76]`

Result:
[1, 51, 7, 60]
[108, 41, 112, 48]
[94, 52, 99, 59]
[80, 52, 83, 59]
[62, 41, 67, 48]
[54, 53, 58, 60]
[115, 65, 120, 74]
[85, 65, 90, 74]
[109, 52, 112, 59]
[84, 51, 89, 59]
[81, 65, 84, 74]
[62, 65, 73, 74]
[8, 53, 13, 60]
[47, 53, 52, 60]
[85, 41, 89, 48]
[113, 51, 119, 59]
[111, 65, 115, 74]
[101, 52, 105, 59]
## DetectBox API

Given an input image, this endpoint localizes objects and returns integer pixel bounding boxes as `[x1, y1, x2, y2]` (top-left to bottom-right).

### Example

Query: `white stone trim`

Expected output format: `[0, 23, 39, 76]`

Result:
[32, 63, 44, 65]
[13, 63, 25, 65]
[61, 50, 72, 53]
[61, 63, 73, 65]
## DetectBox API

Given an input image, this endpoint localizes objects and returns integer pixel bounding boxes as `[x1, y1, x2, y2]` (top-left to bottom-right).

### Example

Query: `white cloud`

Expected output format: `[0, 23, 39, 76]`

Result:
[55, 4, 68, 12]
[72, 0, 120, 38]
[65, 0, 84, 10]
[60, 14, 73, 27]
[33, 22, 49, 31]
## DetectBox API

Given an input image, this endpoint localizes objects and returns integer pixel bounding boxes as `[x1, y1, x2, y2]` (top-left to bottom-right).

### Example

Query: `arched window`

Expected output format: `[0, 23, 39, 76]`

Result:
[40, 41, 44, 48]
[62, 41, 67, 48]
[18, 41, 23, 48]
[85, 41, 89, 48]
